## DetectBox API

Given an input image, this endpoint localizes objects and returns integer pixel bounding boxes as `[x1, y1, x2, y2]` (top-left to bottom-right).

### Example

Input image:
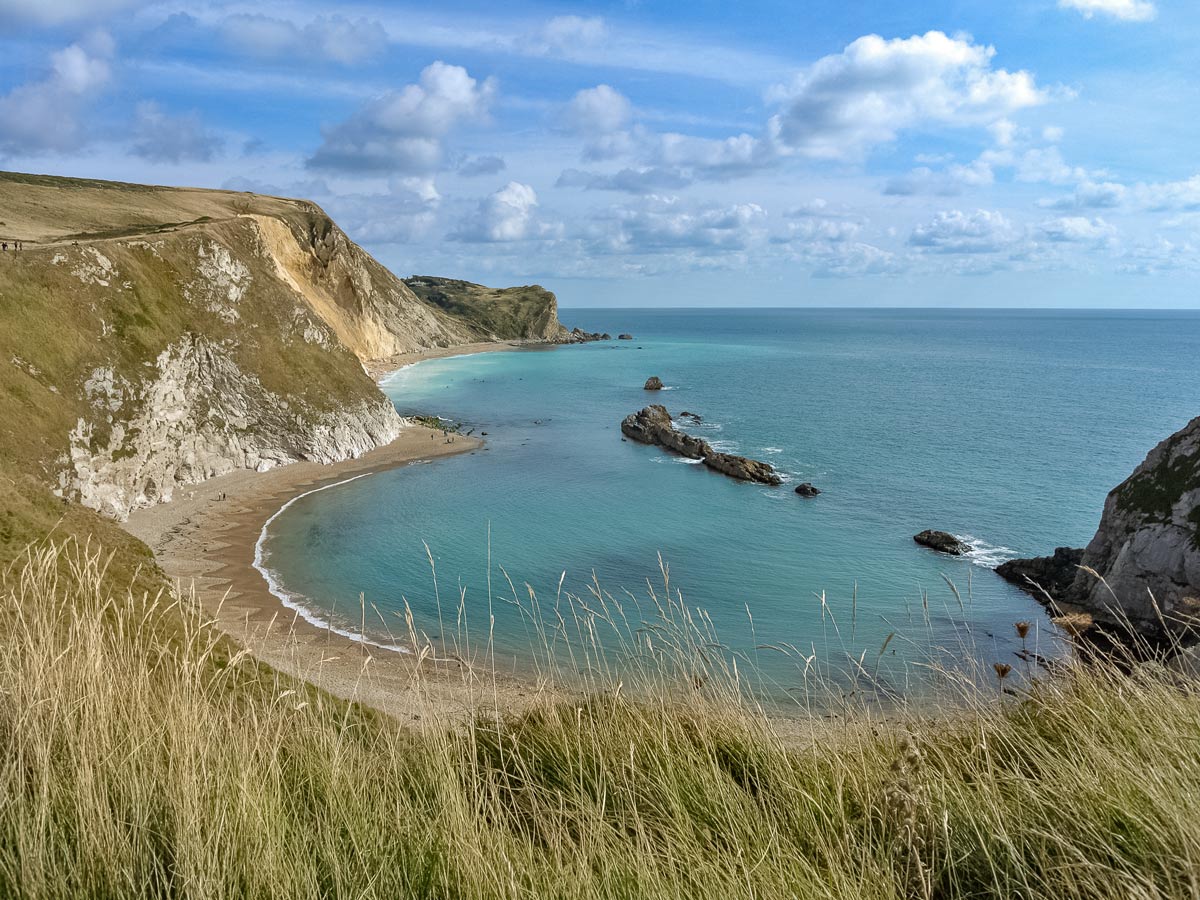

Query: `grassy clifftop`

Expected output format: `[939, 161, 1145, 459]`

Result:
[0, 170, 575, 566]
[404, 276, 571, 343]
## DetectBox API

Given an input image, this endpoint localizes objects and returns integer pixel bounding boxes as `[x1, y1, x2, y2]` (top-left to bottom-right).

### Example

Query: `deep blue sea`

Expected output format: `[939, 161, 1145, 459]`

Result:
[258, 309, 1200, 698]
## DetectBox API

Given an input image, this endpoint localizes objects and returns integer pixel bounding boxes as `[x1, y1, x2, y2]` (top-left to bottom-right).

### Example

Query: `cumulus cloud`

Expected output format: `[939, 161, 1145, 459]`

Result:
[884, 159, 994, 196]
[562, 85, 635, 160]
[768, 31, 1048, 160]
[218, 14, 389, 65]
[0, 37, 112, 156]
[452, 182, 542, 242]
[908, 209, 1017, 253]
[807, 242, 904, 278]
[130, 101, 223, 163]
[1011, 146, 1090, 184]
[1039, 180, 1127, 210]
[1059, 0, 1157, 22]
[308, 62, 496, 173]
[1117, 238, 1197, 275]
[589, 197, 767, 254]
[1036, 216, 1117, 243]
[1135, 175, 1200, 211]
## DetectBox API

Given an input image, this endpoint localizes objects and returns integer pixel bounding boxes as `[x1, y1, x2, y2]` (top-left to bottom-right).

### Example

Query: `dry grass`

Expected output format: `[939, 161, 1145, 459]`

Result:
[2, 539, 1200, 898]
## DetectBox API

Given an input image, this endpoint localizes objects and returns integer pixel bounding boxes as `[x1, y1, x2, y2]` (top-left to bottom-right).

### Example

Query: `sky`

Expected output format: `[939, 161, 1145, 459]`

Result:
[1, 0, 1198, 308]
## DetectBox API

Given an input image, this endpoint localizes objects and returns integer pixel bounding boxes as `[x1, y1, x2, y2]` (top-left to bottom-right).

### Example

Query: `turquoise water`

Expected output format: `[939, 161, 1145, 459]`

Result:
[260, 309, 1200, 696]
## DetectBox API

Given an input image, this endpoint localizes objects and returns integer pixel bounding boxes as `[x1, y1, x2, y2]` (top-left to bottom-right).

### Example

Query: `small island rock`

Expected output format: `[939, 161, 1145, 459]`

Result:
[794, 483, 821, 497]
[914, 530, 970, 555]
[644, 376, 664, 391]
[618, 333, 634, 340]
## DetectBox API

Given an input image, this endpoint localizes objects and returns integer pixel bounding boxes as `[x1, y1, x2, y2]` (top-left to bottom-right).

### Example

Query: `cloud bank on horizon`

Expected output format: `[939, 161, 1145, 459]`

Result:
[0, 0, 1196, 307]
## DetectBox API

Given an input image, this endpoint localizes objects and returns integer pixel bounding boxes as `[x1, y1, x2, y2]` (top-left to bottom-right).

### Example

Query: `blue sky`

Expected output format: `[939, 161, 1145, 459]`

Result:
[1, 0, 1198, 307]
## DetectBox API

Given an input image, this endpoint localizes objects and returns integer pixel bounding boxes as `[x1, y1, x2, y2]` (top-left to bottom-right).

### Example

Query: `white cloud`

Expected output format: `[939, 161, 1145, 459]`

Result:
[564, 85, 632, 136]
[1134, 175, 1200, 211]
[768, 31, 1048, 160]
[1036, 216, 1117, 243]
[1059, 0, 1157, 22]
[1040, 180, 1127, 210]
[884, 159, 994, 196]
[563, 85, 635, 160]
[452, 182, 541, 242]
[909, 209, 1017, 253]
[130, 101, 223, 163]
[218, 14, 388, 65]
[535, 16, 607, 54]
[589, 196, 767, 253]
[1012, 146, 1090, 184]
[308, 62, 496, 173]
[807, 242, 904, 278]
[0, 37, 112, 156]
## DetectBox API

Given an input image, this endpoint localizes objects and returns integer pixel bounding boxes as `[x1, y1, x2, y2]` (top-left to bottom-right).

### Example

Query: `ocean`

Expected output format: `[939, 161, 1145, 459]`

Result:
[257, 309, 1200, 698]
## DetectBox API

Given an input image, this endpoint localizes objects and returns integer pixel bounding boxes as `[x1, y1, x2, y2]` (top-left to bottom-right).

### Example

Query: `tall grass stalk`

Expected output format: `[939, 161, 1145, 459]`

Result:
[2, 539, 1200, 898]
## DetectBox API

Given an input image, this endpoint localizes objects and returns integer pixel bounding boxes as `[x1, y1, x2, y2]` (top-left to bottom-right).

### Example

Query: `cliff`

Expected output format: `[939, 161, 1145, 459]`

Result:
[998, 415, 1200, 638]
[0, 171, 576, 526]
[403, 276, 572, 343]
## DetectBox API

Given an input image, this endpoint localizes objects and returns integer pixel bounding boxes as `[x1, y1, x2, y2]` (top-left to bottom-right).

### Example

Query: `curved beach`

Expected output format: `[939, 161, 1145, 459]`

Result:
[122, 345, 550, 721]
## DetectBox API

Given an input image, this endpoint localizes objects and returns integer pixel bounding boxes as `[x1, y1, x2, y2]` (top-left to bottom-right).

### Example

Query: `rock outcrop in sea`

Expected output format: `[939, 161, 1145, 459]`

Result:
[620, 405, 782, 486]
[914, 530, 970, 555]
[795, 483, 821, 498]
[644, 376, 664, 391]
[618, 333, 633, 340]
[997, 414, 1200, 639]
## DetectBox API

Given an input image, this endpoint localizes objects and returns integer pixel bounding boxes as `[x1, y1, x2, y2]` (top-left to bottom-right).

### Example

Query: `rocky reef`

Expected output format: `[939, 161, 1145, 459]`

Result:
[620, 405, 782, 486]
[795, 483, 821, 498]
[997, 414, 1200, 640]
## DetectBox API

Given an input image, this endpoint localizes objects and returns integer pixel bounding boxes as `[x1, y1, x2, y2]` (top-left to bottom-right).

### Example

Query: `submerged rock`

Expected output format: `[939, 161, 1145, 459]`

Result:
[619, 406, 782, 485]
[914, 530, 970, 555]
[644, 376, 664, 391]
[794, 483, 821, 498]
[678, 410, 702, 422]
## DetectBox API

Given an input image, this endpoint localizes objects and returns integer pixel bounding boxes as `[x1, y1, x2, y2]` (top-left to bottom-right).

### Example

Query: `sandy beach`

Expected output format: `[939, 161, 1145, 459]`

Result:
[122, 344, 555, 722]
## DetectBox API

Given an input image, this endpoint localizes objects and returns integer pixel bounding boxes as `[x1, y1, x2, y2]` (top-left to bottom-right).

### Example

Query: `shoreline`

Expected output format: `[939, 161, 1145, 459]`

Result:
[122, 341, 555, 722]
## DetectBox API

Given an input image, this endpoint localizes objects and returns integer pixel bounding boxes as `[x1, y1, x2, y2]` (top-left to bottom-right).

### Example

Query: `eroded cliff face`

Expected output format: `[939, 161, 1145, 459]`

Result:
[1072, 415, 1200, 630]
[61, 335, 402, 520]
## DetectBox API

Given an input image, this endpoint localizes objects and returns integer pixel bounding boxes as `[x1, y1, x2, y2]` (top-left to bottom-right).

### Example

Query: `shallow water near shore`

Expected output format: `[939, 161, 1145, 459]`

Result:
[259, 309, 1200, 699]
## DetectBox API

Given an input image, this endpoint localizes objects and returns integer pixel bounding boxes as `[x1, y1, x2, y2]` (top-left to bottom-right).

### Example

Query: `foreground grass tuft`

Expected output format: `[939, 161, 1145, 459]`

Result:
[2, 540, 1200, 898]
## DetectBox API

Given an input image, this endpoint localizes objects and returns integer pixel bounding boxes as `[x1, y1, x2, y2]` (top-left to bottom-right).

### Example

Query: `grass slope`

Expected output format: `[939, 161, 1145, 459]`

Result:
[2, 542, 1199, 899]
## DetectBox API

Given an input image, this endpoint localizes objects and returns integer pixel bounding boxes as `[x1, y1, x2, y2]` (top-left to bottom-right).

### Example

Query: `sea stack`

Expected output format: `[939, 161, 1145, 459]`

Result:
[644, 376, 664, 391]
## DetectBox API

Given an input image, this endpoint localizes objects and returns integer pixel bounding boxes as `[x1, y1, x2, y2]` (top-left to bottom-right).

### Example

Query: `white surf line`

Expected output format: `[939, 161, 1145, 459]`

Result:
[252, 471, 411, 654]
